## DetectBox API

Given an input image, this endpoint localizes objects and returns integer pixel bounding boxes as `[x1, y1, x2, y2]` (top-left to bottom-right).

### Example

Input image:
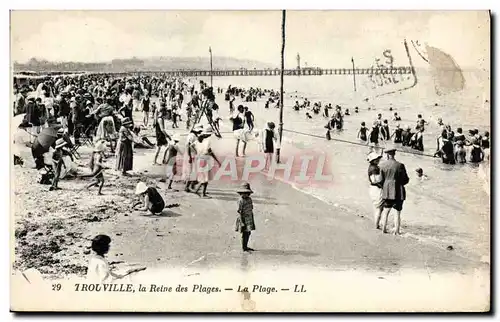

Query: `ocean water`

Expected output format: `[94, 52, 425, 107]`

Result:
[196, 67, 490, 262]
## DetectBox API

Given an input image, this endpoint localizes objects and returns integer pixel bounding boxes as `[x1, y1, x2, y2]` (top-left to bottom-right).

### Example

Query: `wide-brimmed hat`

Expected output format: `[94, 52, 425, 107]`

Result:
[55, 138, 68, 149]
[236, 182, 253, 194]
[367, 152, 382, 163]
[384, 147, 397, 154]
[135, 182, 148, 195]
[121, 117, 133, 127]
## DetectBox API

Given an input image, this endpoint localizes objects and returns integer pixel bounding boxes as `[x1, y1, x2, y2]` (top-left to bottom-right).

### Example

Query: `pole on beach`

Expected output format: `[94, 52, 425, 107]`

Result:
[351, 57, 357, 92]
[209, 46, 213, 88]
[276, 10, 286, 164]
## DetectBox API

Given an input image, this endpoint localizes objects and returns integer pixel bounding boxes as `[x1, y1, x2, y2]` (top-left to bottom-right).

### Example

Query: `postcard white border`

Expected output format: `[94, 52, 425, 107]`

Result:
[2, 0, 497, 320]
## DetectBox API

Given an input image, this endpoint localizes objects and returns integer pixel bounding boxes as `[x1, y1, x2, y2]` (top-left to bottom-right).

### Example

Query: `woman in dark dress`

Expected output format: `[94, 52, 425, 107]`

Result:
[115, 117, 134, 176]
[133, 182, 165, 215]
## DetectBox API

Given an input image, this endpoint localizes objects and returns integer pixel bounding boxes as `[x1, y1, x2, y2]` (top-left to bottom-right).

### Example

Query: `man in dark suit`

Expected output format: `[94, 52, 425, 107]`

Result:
[379, 148, 410, 235]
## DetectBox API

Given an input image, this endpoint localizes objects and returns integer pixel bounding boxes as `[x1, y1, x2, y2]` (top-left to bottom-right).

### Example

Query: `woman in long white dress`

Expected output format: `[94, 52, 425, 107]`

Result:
[367, 152, 384, 230]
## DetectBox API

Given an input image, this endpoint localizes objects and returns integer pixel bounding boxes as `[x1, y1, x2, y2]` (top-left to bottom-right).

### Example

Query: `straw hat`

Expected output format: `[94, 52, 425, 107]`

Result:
[172, 134, 180, 142]
[55, 138, 68, 149]
[384, 147, 397, 154]
[236, 182, 253, 194]
[135, 182, 148, 195]
[367, 152, 382, 163]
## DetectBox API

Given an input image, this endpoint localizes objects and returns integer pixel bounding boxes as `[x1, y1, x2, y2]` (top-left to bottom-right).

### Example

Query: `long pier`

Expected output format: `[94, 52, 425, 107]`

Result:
[13, 66, 415, 81]
[104, 66, 413, 77]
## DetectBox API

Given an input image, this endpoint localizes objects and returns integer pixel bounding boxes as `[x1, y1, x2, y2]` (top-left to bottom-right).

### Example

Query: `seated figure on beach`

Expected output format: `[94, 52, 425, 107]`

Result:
[133, 182, 165, 215]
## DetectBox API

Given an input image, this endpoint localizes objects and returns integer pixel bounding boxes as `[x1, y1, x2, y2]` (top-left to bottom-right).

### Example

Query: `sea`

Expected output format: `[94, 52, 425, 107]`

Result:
[195, 66, 490, 263]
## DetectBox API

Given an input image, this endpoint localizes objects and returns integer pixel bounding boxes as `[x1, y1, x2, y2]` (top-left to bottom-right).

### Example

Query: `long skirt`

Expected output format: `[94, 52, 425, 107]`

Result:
[115, 140, 133, 172]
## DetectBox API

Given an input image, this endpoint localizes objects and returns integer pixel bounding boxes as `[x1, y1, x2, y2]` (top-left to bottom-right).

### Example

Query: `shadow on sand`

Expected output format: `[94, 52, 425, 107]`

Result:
[207, 193, 283, 205]
[140, 209, 182, 218]
[252, 249, 320, 257]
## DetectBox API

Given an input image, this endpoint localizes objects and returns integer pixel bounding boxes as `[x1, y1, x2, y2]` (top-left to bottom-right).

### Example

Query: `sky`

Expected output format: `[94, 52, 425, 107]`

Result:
[10, 10, 490, 69]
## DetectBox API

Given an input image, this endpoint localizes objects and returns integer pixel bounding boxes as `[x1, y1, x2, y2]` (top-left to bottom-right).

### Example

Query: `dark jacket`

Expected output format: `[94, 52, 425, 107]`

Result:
[379, 158, 410, 200]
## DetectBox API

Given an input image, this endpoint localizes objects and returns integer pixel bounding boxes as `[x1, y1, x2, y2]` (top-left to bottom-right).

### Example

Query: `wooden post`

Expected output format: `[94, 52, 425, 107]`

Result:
[276, 10, 286, 164]
[209, 47, 213, 88]
[351, 57, 357, 92]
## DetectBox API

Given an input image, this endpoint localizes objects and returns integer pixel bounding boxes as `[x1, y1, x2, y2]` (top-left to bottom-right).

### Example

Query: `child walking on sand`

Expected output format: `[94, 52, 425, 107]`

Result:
[164, 135, 180, 190]
[86, 141, 108, 195]
[235, 182, 256, 252]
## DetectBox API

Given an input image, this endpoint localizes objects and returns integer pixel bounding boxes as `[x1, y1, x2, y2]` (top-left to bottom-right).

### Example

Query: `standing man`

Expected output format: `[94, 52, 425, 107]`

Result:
[378, 148, 409, 235]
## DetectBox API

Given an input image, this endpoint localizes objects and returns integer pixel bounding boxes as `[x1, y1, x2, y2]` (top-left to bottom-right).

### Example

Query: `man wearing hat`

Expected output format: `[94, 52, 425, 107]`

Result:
[25, 95, 42, 142]
[378, 147, 409, 235]
[14, 86, 28, 116]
